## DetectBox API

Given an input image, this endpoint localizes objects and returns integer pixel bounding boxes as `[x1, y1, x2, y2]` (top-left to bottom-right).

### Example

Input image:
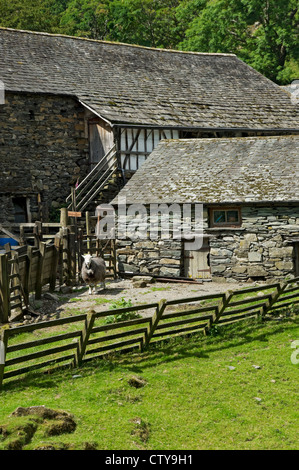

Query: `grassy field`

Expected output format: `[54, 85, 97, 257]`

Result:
[0, 315, 298, 450]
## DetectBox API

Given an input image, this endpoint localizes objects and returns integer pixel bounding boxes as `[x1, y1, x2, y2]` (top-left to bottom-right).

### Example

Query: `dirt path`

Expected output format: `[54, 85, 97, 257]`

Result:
[28, 277, 265, 322]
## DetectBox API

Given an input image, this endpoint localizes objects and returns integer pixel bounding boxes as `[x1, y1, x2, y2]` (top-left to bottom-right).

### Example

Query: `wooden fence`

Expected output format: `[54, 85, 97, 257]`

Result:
[0, 228, 117, 324]
[1, 276, 299, 388]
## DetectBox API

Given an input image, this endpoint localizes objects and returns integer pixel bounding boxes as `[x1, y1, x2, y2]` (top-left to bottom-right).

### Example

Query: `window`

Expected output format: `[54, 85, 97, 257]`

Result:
[210, 207, 241, 227]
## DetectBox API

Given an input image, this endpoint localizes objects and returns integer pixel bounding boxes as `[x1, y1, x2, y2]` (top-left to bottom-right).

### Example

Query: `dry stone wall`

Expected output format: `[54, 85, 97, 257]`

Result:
[115, 204, 299, 281]
[0, 92, 90, 222]
[209, 205, 299, 281]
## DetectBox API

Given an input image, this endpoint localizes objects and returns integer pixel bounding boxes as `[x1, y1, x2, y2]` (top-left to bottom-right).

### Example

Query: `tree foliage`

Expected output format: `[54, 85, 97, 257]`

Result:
[180, 0, 299, 83]
[0, 0, 298, 84]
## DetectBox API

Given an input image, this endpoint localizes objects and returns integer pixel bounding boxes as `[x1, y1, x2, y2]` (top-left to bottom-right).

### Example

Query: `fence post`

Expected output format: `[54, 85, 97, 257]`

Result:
[60, 208, 69, 228]
[261, 281, 287, 319]
[214, 291, 233, 325]
[35, 242, 46, 300]
[61, 227, 71, 285]
[143, 299, 167, 350]
[76, 309, 96, 366]
[23, 251, 30, 307]
[86, 211, 91, 253]
[0, 327, 9, 389]
[68, 225, 77, 285]
[77, 228, 83, 276]
[50, 236, 61, 292]
[33, 221, 43, 248]
[0, 254, 10, 324]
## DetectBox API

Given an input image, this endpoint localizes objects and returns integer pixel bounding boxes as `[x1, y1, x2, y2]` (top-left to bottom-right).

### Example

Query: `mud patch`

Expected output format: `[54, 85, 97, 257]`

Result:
[0, 406, 76, 450]
[128, 376, 147, 388]
[131, 417, 151, 444]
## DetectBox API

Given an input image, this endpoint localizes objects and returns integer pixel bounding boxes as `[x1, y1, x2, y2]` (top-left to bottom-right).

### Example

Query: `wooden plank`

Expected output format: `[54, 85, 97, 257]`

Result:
[227, 294, 272, 307]
[221, 303, 263, 316]
[0, 223, 20, 242]
[281, 285, 299, 295]
[92, 316, 151, 333]
[3, 354, 75, 380]
[22, 253, 30, 307]
[144, 299, 167, 349]
[156, 315, 210, 330]
[272, 291, 299, 303]
[5, 342, 77, 367]
[35, 242, 46, 299]
[76, 310, 96, 366]
[214, 291, 234, 324]
[268, 300, 299, 311]
[152, 323, 207, 339]
[94, 303, 158, 320]
[88, 327, 148, 345]
[7, 314, 87, 337]
[85, 337, 142, 356]
[166, 293, 224, 306]
[230, 283, 281, 297]
[163, 306, 217, 320]
[7, 331, 81, 353]
[0, 328, 9, 388]
[0, 254, 10, 323]
[218, 312, 257, 324]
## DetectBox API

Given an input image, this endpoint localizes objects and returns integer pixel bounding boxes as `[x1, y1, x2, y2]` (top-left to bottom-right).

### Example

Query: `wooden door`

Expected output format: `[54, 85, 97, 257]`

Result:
[89, 122, 114, 170]
[184, 239, 211, 279]
[295, 243, 299, 277]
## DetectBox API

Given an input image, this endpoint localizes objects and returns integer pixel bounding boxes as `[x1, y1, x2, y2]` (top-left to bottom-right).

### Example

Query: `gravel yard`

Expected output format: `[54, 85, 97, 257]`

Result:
[25, 276, 265, 323]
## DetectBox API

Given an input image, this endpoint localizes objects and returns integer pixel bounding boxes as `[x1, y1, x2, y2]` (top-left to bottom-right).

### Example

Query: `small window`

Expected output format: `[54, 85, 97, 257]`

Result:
[210, 207, 241, 227]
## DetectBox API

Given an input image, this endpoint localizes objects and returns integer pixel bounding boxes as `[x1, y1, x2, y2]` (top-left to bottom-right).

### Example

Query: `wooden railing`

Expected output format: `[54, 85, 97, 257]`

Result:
[1, 277, 299, 388]
[66, 145, 118, 212]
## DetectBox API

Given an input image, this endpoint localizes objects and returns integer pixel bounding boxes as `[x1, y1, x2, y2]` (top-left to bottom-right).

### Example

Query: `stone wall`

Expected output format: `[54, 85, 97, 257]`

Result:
[117, 239, 182, 277]
[115, 204, 299, 281]
[0, 91, 90, 223]
[208, 204, 299, 281]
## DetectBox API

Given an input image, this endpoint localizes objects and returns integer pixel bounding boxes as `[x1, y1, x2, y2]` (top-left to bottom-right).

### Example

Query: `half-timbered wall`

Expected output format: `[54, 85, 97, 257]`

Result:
[120, 128, 179, 171]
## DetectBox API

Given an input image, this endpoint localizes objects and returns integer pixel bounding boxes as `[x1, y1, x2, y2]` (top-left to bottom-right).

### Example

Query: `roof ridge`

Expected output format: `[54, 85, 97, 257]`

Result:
[0, 26, 237, 57]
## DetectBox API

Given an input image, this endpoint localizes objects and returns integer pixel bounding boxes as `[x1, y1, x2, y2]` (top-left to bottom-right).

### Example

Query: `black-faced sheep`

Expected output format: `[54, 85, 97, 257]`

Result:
[81, 254, 106, 294]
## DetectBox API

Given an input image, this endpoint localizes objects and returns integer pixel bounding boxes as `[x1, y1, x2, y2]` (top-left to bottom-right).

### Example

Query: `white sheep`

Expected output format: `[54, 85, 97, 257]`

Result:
[81, 254, 106, 294]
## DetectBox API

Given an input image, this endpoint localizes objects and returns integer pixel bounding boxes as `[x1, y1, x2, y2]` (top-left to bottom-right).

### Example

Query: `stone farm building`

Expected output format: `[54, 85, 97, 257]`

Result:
[0, 27, 299, 225]
[111, 135, 299, 282]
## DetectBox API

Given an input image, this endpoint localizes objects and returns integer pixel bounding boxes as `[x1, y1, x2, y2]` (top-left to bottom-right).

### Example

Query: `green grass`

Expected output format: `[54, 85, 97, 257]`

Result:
[1, 316, 299, 450]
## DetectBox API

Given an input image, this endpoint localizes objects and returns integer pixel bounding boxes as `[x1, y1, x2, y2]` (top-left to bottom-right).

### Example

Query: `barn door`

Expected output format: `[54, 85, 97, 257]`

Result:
[184, 239, 211, 279]
[89, 121, 114, 170]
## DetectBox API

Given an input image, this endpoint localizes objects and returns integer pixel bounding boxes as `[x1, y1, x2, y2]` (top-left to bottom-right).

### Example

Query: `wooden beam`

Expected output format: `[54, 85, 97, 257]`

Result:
[0, 224, 20, 243]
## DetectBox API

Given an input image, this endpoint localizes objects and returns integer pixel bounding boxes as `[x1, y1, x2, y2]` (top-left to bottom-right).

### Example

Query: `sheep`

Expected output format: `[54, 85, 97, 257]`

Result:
[81, 254, 106, 294]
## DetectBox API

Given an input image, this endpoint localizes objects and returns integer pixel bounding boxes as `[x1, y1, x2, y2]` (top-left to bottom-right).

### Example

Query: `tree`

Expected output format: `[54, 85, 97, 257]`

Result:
[179, 0, 299, 84]
[0, 0, 67, 33]
[59, 0, 110, 39]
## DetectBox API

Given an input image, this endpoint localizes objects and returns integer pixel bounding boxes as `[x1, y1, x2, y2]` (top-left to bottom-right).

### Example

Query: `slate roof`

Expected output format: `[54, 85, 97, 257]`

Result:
[0, 27, 298, 130]
[111, 135, 299, 204]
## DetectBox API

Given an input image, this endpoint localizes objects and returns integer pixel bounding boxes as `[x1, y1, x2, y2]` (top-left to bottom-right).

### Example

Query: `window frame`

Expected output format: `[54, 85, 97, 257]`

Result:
[209, 206, 242, 228]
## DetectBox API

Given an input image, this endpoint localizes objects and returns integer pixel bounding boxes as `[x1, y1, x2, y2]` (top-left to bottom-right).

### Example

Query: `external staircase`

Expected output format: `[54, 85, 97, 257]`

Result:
[66, 145, 119, 212]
